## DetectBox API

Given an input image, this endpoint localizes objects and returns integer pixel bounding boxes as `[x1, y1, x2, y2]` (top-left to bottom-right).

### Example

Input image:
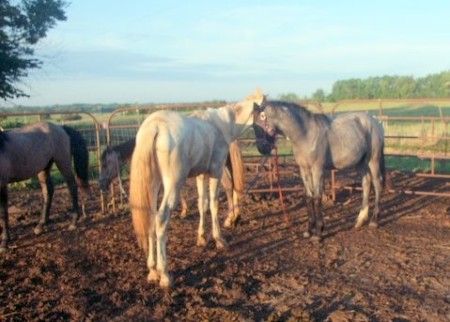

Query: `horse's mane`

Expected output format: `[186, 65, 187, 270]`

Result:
[190, 104, 234, 121]
[0, 130, 9, 151]
[265, 100, 330, 129]
[190, 104, 236, 142]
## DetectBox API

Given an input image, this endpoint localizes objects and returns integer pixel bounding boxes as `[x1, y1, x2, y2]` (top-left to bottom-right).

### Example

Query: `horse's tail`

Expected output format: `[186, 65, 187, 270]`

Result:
[129, 127, 159, 253]
[228, 140, 245, 198]
[62, 125, 90, 194]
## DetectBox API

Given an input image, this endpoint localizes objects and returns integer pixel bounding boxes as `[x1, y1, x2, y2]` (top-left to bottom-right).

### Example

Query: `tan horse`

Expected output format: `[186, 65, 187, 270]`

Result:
[99, 139, 244, 226]
[130, 90, 265, 288]
[0, 121, 90, 251]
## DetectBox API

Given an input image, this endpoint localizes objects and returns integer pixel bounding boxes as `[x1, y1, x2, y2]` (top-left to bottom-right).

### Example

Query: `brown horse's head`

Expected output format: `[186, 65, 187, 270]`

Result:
[99, 147, 121, 191]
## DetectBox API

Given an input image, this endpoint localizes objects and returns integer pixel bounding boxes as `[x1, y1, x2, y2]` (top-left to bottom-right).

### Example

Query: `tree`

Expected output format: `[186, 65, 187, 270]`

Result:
[0, 0, 67, 100]
[278, 92, 301, 102]
[311, 89, 326, 102]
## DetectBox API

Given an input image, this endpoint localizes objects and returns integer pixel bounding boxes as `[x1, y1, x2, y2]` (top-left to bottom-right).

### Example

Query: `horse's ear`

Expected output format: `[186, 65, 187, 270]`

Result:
[255, 88, 265, 104]
[246, 88, 265, 104]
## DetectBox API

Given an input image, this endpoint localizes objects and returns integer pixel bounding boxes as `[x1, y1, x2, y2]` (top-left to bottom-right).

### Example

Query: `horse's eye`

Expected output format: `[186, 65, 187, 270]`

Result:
[260, 112, 267, 121]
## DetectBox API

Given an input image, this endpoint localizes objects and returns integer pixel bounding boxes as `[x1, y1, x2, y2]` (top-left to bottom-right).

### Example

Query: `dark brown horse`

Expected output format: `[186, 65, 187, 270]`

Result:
[99, 139, 245, 227]
[0, 121, 90, 251]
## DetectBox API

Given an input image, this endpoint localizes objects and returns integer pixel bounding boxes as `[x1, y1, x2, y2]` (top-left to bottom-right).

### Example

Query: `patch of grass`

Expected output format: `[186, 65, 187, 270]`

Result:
[386, 155, 449, 174]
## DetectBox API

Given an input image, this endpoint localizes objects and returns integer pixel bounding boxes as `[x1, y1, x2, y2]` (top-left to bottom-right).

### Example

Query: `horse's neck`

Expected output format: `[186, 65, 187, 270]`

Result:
[211, 104, 252, 143]
[277, 107, 317, 142]
[196, 106, 246, 144]
[116, 139, 135, 163]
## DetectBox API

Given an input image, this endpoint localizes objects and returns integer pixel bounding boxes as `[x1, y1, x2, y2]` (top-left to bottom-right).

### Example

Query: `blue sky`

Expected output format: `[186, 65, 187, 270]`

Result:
[7, 0, 450, 106]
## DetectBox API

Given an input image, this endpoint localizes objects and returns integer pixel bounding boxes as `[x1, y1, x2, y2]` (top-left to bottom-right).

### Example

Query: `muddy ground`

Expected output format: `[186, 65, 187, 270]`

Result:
[1, 170, 449, 321]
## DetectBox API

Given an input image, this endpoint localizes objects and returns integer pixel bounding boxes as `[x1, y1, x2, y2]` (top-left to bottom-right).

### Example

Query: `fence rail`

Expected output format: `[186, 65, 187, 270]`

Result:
[1, 98, 449, 214]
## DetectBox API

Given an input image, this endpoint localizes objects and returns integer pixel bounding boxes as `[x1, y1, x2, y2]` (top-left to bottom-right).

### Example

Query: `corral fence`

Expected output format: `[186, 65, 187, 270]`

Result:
[1, 98, 449, 216]
[329, 98, 450, 199]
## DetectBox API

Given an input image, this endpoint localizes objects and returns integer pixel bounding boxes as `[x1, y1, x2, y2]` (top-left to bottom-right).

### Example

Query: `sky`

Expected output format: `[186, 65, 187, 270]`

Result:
[6, 0, 450, 107]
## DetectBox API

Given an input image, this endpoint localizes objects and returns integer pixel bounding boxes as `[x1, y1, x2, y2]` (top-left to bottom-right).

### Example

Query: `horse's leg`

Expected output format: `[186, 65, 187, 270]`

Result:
[304, 196, 315, 238]
[209, 176, 228, 249]
[355, 169, 372, 229]
[179, 192, 189, 218]
[311, 168, 325, 242]
[0, 185, 9, 251]
[196, 174, 208, 246]
[155, 204, 171, 288]
[224, 187, 240, 228]
[155, 187, 179, 288]
[368, 162, 383, 228]
[311, 196, 324, 241]
[34, 169, 54, 235]
[54, 160, 81, 230]
[67, 176, 81, 230]
[300, 169, 316, 239]
[147, 220, 159, 282]
[147, 179, 161, 283]
[222, 166, 238, 228]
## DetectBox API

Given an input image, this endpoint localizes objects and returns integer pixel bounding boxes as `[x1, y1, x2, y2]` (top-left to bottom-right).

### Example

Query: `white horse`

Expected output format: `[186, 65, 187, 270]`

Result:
[130, 90, 265, 288]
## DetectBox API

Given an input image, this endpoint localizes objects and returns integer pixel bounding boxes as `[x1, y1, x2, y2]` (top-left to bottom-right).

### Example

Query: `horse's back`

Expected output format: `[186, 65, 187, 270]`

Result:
[328, 113, 383, 169]
[2, 122, 70, 182]
[137, 110, 222, 178]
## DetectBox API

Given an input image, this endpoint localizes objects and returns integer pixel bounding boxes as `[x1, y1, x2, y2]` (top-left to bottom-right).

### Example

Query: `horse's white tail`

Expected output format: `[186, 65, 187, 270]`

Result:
[129, 127, 160, 254]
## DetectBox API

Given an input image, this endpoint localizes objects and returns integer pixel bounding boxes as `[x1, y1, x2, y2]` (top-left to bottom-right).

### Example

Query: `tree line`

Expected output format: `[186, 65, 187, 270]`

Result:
[307, 70, 450, 102]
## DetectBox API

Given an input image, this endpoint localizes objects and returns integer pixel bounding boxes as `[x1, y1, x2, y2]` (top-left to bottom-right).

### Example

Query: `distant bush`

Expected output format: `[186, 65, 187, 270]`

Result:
[60, 114, 82, 121]
[0, 120, 26, 130]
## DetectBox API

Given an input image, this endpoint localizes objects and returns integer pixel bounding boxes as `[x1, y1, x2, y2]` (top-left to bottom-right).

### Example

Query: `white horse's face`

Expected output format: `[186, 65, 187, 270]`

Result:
[99, 150, 120, 191]
[236, 89, 266, 127]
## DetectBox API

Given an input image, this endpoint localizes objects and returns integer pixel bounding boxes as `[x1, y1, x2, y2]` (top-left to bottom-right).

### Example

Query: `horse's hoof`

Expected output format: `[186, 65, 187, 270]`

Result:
[197, 236, 207, 247]
[159, 274, 173, 289]
[224, 215, 240, 229]
[224, 218, 235, 228]
[311, 235, 321, 243]
[303, 231, 311, 239]
[354, 221, 365, 230]
[224, 219, 232, 228]
[33, 225, 44, 235]
[369, 222, 379, 229]
[68, 224, 77, 231]
[216, 238, 229, 250]
[147, 270, 159, 283]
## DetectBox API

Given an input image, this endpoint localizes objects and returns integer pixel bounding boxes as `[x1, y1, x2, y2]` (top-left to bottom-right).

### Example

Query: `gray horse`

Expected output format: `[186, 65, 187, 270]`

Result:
[252, 100, 385, 241]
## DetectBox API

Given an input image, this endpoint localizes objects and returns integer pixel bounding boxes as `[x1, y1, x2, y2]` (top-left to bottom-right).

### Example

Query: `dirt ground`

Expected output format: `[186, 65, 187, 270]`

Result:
[1, 170, 449, 321]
